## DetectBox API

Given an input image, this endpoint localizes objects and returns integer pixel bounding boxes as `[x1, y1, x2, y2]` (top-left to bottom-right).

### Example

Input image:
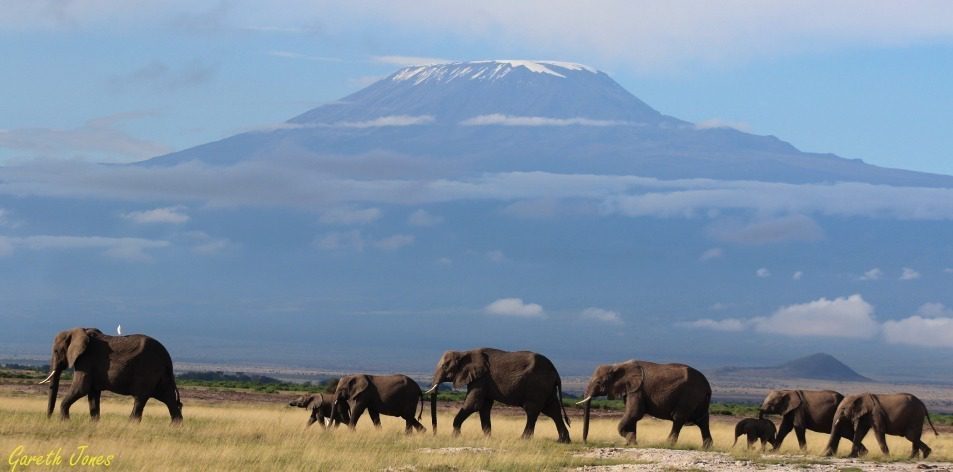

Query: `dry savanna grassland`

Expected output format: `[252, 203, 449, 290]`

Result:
[1, 389, 951, 472]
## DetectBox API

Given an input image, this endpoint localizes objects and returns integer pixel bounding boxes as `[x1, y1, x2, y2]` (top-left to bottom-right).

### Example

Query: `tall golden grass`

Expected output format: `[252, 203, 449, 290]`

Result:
[1, 394, 949, 471]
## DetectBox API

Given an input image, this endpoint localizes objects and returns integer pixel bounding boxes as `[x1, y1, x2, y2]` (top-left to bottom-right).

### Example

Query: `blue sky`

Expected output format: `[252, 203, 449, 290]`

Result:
[2, 2, 953, 378]
[2, 1, 952, 172]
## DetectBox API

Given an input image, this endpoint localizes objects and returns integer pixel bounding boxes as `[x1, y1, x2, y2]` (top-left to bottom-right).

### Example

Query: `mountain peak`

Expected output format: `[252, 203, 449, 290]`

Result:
[390, 60, 599, 85]
[715, 353, 872, 382]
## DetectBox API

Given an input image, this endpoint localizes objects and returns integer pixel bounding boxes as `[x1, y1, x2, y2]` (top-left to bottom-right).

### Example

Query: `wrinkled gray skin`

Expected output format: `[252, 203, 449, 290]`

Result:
[427, 348, 571, 443]
[732, 418, 776, 450]
[760, 389, 860, 451]
[41, 327, 182, 423]
[824, 393, 939, 459]
[331, 374, 426, 433]
[579, 360, 712, 448]
[289, 394, 349, 429]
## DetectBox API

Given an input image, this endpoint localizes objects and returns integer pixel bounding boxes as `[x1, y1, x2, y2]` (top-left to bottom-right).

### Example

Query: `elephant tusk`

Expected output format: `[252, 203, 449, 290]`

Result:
[38, 371, 56, 385]
[575, 395, 592, 405]
[423, 384, 439, 395]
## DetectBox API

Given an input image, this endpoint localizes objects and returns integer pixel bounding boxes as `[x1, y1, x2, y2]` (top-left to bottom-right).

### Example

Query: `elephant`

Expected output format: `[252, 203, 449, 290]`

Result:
[423, 348, 571, 443]
[576, 360, 712, 447]
[732, 417, 776, 450]
[330, 374, 426, 433]
[39, 327, 182, 423]
[824, 393, 939, 459]
[289, 394, 349, 428]
[759, 389, 861, 452]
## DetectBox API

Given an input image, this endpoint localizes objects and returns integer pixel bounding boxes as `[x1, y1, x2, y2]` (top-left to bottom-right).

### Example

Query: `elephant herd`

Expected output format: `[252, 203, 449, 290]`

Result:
[39, 328, 940, 459]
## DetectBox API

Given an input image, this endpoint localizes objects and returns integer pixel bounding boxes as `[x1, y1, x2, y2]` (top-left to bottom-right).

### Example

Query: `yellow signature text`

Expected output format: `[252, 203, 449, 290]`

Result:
[8, 445, 114, 472]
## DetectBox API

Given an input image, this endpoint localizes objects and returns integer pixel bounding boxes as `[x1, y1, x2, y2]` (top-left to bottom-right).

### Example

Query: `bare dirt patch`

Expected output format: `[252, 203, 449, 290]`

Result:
[576, 447, 952, 471]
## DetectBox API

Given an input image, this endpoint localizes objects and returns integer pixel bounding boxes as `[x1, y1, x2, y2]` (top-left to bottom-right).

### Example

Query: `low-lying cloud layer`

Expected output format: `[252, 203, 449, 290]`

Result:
[3, 159, 953, 224]
[686, 295, 953, 348]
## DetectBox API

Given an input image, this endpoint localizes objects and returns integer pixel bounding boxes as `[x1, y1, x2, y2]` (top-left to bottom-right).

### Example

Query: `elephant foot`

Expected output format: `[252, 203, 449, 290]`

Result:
[821, 448, 834, 457]
[922, 447, 932, 459]
[557, 436, 570, 444]
[451, 428, 461, 438]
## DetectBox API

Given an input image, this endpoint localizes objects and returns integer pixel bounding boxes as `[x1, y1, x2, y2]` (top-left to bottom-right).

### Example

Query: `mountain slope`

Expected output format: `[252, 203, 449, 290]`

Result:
[715, 353, 872, 382]
[143, 60, 953, 187]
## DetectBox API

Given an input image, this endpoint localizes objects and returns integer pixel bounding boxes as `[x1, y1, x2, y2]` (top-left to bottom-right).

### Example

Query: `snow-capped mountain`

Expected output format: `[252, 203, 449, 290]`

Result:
[146, 60, 953, 187]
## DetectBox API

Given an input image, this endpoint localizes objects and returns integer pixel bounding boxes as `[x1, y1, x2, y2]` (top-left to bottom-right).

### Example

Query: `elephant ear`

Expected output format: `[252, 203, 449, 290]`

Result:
[621, 365, 645, 397]
[66, 328, 90, 368]
[348, 376, 371, 400]
[782, 390, 804, 416]
[868, 395, 888, 430]
[453, 352, 488, 388]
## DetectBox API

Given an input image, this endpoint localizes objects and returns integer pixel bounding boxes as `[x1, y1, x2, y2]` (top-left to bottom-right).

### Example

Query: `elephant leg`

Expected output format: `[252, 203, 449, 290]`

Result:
[873, 428, 889, 456]
[478, 401, 493, 437]
[59, 377, 91, 420]
[153, 383, 183, 423]
[666, 415, 685, 445]
[746, 434, 756, 449]
[87, 391, 101, 421]
[451, 408, 477, 436]
[368, 409, 382, 429]
[848, 421, 870, 458]
[542, 398, 570, 443]
[521, 402, 541, 440]
[794, 426, 807, 451]
[347, 401, 366, 430]
[405, 416, 426, 434]
[773, 416, 794, 450]
[452, 388, 485, 436]
[129, 396, 148, 422]
[695, 414, 713, 449]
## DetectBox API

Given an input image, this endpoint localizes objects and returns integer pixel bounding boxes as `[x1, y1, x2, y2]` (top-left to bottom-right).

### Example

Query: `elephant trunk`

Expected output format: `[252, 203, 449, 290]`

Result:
[824, 418, 842, 456]
[430, 391, 438, 435]
[581, 398, 592, 443]
[45, 369, 61, 418]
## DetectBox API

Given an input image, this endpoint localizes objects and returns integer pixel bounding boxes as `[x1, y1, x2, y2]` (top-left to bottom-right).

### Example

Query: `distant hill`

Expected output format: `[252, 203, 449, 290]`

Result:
[715, 353, 872, 382]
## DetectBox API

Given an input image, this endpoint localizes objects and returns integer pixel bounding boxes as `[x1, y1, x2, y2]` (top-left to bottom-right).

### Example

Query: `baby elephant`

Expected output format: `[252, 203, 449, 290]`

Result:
[331, 374, 426, 433]
[289, 393, 348, 428]
[733, 417, 777, 450]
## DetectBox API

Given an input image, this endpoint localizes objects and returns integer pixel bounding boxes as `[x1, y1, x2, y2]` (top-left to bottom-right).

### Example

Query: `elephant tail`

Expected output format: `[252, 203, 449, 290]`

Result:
[924, 406, 939, 436]
[556, 381, 571, 428]
[417, 390, 424, 420]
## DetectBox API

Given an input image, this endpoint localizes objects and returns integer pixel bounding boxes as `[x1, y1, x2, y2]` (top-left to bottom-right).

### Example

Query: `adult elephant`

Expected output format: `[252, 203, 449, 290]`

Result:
[576, 360, 712, 447]
[824, 393, 939, 459]
[423, 348, 571, 443]
[39, 327, 182, 423]
[759, 389, 861, 451]
[331, 374, 426, 433]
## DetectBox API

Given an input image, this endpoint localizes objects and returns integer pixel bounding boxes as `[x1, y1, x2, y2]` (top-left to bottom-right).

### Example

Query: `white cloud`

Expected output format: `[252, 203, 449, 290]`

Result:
[0, 113, 170, 163]
[314, 231, 413, 252]
[900, 267, 921, 280]
[122, 206, 190, 224]
[792, 271, 803, 280]
[319, 207, 382, 225]
[752, 294, 879, 338]
[314, 230, 365, 252]
[945, 268, 953, 274]
[11, 3, 953, 72]
[756, 267, 771, 278]
[695, 119, 752, 133]
[268, 50, 341, 62]
[580, 307, 623, 324]
[335, 115, 435, 128]
[486, 250, 506, 263]
[860, 268, 883, 281]
[371, 55, 451, 66]
[883, 304, 953, 348]
[0, 234, 169, 262]
[699, 247, 723, 262]
[484, 298, 544, 318]
[373, 234, 415, 251]
[460, 114, 629, 127]
[407, 209, 442, 226]
[683, 318, 748, 332]
[705, 215, 824, 244]
[436, 257, 453, 266]
[180, 231, 235, 255]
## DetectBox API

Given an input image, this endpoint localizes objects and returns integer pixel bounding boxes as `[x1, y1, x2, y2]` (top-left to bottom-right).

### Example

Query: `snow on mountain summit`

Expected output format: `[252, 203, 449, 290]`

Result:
[391, 60, 598, 85]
